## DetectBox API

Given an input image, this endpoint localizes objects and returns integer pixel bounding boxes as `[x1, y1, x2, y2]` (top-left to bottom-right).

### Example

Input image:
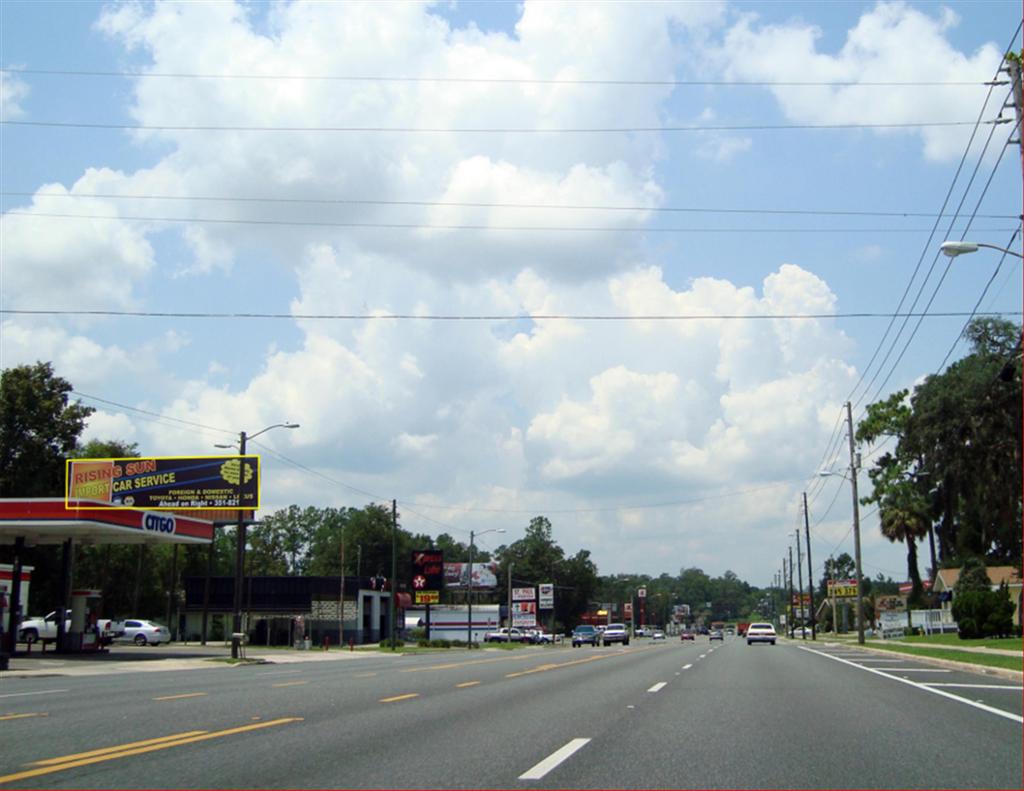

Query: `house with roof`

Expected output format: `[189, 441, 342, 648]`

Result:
[932, 565, 1023, 627]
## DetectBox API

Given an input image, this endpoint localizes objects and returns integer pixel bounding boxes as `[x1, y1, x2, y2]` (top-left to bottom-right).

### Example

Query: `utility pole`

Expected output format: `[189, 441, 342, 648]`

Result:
[1004, 54, 1023, 192]
[231, 431, 248, 660]
[787, 549, 795, 639]
[846, 401, 865, 645]
[467, 530, 475, 647]
[389, 499, 397, 650]
[794, 530, 805, 640]
[803, 492, 817, 640]
[339, 525, 345, 646]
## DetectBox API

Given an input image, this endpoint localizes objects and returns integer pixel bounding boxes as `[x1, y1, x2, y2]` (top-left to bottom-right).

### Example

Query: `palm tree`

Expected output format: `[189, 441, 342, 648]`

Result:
[878, 482, 932, 607]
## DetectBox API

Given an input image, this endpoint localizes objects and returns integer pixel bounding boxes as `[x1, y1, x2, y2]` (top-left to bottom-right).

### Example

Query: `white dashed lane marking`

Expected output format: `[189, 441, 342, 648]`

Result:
[519, 738, 591, 781]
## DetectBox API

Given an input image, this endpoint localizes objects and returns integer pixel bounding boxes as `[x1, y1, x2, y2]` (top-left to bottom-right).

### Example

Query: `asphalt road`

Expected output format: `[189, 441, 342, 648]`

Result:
[0, 637, 1020, 789]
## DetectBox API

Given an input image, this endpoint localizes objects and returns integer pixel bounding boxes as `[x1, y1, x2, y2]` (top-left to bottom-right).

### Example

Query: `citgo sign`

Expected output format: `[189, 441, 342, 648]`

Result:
[143, 512, 176, 535]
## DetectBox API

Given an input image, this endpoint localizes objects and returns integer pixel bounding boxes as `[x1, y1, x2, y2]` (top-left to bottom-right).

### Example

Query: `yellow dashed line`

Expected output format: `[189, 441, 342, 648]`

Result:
[401, 654, 537, 673]
[271, 681, 309, 688]
[505, 653, 613, 678]
[353, 672, 378, 678]
[0, 713, 47, 721]
[456, 681, 480, 688]
[2, 720, 302, 785]
[153, 692, 208, 702]
[379, 693, 420, 703]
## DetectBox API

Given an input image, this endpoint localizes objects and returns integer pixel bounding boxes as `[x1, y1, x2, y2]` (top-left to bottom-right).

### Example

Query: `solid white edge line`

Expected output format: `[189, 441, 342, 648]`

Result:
[0, 689, 69, 699]
[647, 682, 667, 692]
[798, 646, 1023, 724]
[923, 683, 1023, 690]
[519, 738, 591, 780]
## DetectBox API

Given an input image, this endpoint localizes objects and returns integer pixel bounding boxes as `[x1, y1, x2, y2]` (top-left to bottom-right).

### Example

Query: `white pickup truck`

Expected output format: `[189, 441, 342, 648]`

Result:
[18, 611, 124, 646]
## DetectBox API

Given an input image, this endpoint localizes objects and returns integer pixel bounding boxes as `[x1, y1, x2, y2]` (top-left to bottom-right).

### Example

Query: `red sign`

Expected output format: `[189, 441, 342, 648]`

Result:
[410, 550, 444, 592]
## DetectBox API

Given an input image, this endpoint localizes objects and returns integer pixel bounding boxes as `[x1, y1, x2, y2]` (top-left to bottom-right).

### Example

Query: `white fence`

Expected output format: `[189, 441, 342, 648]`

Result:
[879, 608, 957, 638]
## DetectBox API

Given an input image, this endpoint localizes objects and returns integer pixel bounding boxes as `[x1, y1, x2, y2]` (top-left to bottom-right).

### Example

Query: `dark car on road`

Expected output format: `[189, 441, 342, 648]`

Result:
[571, 625, 600, 647]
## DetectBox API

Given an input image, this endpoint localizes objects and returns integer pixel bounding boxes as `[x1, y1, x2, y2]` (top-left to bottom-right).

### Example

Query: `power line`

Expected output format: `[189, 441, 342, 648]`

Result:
[4, 210, 1015, 235]
[71, 390, 235, 436]
[4, 190, 1016, 220]
[6, 308, 1018, 321]
[863, 125, 1016, 407]
[801, 18, 1022, 493]
[0, 67, 996, 87]
[0, 119, 990, 134]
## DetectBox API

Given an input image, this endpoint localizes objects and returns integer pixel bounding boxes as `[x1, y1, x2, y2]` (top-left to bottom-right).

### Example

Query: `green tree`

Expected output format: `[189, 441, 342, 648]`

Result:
[860, 318, 1021, 572]
[0, 362, 94, 496]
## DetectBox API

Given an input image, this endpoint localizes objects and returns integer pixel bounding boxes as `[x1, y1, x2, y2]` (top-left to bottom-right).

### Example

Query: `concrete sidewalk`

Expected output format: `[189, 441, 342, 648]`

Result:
[0, 643, 393, 678]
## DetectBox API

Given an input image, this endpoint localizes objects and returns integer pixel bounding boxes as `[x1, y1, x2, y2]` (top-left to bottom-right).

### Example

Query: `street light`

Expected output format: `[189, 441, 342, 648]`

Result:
[215, 422, 299, 659]
[466, 528, 505, 647]
[940, 240, 1023, 259]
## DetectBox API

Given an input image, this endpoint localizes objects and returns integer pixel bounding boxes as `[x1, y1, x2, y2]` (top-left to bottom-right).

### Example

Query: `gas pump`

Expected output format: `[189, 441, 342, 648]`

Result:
[68, 589, 106, 652]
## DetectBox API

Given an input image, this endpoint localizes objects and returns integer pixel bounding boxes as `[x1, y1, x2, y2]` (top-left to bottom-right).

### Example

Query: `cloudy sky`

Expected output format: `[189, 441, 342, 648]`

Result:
[2, 0, 1020, 587]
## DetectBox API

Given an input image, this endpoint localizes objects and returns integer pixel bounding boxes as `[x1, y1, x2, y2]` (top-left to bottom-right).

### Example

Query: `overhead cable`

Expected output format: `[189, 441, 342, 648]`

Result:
[4, 190, 1016, 220]
[0, 67, 996, 87]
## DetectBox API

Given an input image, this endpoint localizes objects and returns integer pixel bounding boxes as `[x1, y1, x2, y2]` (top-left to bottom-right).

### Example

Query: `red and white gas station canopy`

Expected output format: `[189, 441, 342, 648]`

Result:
[0, 499, 214, 546]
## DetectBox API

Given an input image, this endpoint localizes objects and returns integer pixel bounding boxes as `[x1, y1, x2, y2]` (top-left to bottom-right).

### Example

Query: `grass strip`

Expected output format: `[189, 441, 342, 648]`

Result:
[864, 642, 1022, 672]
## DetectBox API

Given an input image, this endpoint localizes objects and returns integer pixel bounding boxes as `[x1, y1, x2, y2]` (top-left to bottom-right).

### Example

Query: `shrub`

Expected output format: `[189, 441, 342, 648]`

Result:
[953, 583, 1015, 639]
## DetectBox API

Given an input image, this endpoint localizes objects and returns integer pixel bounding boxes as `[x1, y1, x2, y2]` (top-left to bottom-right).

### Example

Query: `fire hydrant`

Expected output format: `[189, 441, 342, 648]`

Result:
[323, 635, 330, 651]
[349, 638, 355, 652]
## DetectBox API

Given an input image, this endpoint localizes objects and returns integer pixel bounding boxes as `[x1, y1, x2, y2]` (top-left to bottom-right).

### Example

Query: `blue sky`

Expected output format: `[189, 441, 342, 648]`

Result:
[2, 0, 1021, 588]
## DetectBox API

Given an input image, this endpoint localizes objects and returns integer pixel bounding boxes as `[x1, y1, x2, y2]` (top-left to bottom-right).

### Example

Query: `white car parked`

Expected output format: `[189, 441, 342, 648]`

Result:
[115, 619, 169, 646]
[746, 622, 777, 645]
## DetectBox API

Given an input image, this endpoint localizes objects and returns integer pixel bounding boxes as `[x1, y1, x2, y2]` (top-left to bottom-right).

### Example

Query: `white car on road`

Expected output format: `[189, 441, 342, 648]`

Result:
[746, 622, 777, 645]
[115, 619, 169, 646]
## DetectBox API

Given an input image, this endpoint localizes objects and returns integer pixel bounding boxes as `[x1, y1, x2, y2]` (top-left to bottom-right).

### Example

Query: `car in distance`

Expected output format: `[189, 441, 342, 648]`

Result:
[680, 630, 695, 641]
[571, 625, 600, 647]
[601, 623, 630, 646]
[746, 622, 777, 646]
[709, 629, 724, 641]
[116, 619, 169, 646]
[526, 629, 553, 644]
[484, 627, 527, 643]
[652, 630, 666, 640]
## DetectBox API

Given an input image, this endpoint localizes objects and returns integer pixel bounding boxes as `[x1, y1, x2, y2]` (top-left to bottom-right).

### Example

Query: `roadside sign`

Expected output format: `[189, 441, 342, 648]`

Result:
[827, 581, 858, 598]
[415, 591, 440, 605]
[512, 587, 536, 602]
[538, 583, 554, 609]
[512, 601, 537, 627]
[411, 550, 444, 592]
[638, 587, 647, 598]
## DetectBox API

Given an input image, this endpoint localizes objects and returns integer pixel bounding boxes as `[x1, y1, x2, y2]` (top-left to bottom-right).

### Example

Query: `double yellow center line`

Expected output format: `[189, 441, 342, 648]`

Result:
[0, 718, 303, 785]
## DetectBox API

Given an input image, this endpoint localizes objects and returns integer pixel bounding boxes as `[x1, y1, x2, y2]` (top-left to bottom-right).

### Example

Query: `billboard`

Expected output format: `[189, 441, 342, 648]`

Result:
[67, 456, 260, 510]
[445, 562, 498, 589]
